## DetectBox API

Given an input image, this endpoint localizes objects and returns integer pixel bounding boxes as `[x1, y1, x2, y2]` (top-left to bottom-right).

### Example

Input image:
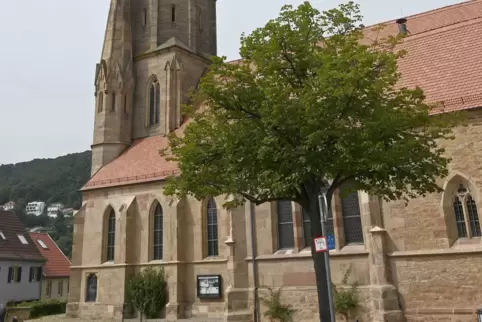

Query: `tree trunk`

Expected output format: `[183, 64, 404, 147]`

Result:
[308, 192, 333, 322]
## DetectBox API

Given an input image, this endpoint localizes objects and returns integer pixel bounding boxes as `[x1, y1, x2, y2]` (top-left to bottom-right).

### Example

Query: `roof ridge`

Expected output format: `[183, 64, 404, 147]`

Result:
[363, 0, 481, 30]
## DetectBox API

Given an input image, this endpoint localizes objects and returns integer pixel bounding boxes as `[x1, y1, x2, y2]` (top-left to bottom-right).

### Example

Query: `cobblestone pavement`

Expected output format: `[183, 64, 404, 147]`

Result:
[26, 314, 225, 322]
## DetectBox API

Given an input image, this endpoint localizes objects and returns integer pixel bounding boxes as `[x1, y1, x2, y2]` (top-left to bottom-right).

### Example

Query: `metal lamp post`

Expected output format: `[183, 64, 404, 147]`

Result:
[317, 193, 336, 322]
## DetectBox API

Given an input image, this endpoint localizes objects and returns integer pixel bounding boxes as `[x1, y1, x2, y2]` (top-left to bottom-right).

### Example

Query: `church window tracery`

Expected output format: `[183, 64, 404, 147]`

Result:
[149, 77, 160, 125]
[206, 198, 219, 257]
[153, 203, 163, 260]
[453, 184, 482, 238]
[106, 209, 116, 262]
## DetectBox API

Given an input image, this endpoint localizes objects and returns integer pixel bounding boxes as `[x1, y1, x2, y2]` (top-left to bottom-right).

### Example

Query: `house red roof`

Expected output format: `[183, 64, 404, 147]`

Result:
[83, 0, 482, 191]
[0, 210, 45, 262]
[29, 232, 71, 278]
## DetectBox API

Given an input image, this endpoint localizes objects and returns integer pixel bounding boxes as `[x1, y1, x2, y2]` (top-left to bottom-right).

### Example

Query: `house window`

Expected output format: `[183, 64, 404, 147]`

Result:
[453, 184, 482, 238]
[153, 203, 163, 260]
[149, 78, 160, 125]
[7, 266, 22, 283]
[302, 206, 334, 248]
[106, 209, 116, 262]
[58, 281, 63, 296]
[206, 198, 219, 257]
[29, 267, 41, 282]
[97, 92, 104, 113]
[0, 231, 5, 240]
[277, 200, 294, 249]
[86, 274, 98, 302]
[37, 239, 48, 249]
[46, 281, 52, 297]
[111, 93, 116, 111]
[341, 191, 364, 244]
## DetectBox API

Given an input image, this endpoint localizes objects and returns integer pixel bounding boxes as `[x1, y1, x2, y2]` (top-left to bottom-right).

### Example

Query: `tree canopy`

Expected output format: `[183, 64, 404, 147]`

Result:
[163, 1, 458, 208]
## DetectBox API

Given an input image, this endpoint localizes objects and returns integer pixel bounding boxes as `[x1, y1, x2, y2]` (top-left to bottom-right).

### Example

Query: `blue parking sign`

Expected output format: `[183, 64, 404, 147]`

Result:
[327, 234, 335, 250]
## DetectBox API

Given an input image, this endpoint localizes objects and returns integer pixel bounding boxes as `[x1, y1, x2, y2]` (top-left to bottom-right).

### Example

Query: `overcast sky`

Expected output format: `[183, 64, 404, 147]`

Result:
[0, 0, 465, 165]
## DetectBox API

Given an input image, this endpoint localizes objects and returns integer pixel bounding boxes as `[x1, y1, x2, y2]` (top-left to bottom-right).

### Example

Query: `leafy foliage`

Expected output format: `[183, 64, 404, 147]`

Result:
[333, 265, 359, 319]
[12, 300, 67, 318]
[127, 267, 168, 320]
[259, 287, 296, 322]
[0, 151, 90, 258]
[163, 1, 458, 209]
[0, 151, 91, 209]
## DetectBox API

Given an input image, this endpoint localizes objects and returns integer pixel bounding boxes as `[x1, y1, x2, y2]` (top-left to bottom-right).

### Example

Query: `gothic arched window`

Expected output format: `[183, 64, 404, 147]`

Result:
[85, 274, 98, 302]
[341, 191, 364, 244]
[149, 78, 160, 125]
[302, 206, 334, 248]
[106, 209, 116, 262]
[153, 203, 163, 260]
[277, 200, 294, 249]
[453, 184, 481, 238]
[206, 198, 218, 257]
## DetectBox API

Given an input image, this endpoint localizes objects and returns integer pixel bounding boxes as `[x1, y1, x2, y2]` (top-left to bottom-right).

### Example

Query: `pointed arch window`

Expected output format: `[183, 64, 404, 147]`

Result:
[85, 274, 98, 302]
[453, 184, 482, 238]
[302, 206, 334, 248]
[149, 78, 160, 125]
[153, 203, 163, 260]
[277, 200, 294, 249]
[341, 190, 364, 244]
[206, 198, 218, 257]
[106, 209, 116, 262]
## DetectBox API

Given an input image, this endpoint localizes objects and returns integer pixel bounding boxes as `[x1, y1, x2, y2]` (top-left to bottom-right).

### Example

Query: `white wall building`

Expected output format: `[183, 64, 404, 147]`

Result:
[2, 201, 16, 211]
[47, 203, 64, 218]
[25, 202, 46, 216]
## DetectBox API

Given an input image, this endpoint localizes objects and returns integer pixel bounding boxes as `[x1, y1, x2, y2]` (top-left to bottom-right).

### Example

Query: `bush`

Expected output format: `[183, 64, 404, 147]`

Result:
[21, 299, 66, 318]
[333, 265, 359, 320]
[127, 267, 168, 320]
[259, 287, 296, 322]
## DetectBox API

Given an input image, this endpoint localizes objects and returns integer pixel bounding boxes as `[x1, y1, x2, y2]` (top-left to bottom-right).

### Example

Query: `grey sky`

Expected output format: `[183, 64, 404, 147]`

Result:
[0, 0, 465, 165]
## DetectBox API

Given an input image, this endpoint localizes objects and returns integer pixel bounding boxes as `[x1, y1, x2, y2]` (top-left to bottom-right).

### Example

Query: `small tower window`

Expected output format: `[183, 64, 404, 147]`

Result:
[111, 93, 116, 112]
[171, 5, 176, 22]
[97, 92, 104, 113]
[123, 94, 127, 114]
[142, 8, 147, 26]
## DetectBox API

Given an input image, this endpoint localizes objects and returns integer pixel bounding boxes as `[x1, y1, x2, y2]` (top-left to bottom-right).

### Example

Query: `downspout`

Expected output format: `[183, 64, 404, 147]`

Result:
[250, 201, 260, 322]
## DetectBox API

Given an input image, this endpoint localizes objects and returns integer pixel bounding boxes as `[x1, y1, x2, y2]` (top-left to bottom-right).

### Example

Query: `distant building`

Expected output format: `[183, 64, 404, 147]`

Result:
[29, 233, 71, 301]
[2, 201, 16, 211]
[0, 210, 46, 306]
[25, 202, 46, 216]
[47, 203, 64, 218]
[61, 208, 74, 217]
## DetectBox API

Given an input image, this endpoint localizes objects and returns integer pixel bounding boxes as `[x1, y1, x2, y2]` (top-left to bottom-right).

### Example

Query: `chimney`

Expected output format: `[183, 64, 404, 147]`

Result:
[396, 18, 408, 35]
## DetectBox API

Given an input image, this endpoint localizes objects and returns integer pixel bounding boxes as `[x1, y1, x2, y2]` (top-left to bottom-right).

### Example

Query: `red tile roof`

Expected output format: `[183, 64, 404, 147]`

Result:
[0, 210, 45, 261]
[83, 0, 482, 191]
[29, 232, 71, 278]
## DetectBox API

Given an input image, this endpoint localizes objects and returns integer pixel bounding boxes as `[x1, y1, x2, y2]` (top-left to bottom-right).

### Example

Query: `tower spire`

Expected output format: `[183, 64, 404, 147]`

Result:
[91, 0, 134, 176]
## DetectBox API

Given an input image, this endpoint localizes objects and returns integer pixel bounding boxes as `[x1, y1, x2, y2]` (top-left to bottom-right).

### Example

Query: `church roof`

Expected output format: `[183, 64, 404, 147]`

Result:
[83, 0, 482, 191]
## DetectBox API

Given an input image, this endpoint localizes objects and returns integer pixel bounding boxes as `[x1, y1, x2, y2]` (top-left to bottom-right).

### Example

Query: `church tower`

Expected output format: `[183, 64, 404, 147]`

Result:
[91, 0, 216, 175]
[91, 0, 134, 175]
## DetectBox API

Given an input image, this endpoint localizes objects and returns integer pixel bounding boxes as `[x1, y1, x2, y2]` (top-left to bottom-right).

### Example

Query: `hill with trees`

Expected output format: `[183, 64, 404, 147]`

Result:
[0, 150, 92, 257]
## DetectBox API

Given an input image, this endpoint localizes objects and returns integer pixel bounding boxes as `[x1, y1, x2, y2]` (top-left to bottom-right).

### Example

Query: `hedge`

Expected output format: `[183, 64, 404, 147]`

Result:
[22, 300, 67, 319]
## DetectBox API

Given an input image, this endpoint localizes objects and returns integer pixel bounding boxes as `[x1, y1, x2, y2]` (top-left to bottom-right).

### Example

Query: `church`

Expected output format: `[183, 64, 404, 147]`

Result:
[67, 0, 482, 321]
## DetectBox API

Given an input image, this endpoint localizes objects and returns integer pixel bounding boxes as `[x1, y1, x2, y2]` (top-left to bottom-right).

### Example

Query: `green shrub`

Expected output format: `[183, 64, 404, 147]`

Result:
[27, 299, 67, 318]
[260, 287, 296, 322]
[127, 267, 168, 321]
[333, 265, 359, 320]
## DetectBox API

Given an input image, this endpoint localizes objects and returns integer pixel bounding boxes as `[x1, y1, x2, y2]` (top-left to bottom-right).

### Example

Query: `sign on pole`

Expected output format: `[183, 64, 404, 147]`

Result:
[313, 236, 328, 253]
[327, 234, 335, 250]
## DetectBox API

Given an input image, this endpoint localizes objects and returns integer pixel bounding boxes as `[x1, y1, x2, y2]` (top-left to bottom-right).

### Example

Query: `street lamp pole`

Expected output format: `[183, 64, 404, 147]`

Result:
[318, 193, 336, 322]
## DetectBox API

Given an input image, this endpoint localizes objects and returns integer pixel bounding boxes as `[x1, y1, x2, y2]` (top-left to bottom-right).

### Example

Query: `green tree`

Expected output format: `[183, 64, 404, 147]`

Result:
[127, 267, 168, 321]
[163, 2, 458, 321]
